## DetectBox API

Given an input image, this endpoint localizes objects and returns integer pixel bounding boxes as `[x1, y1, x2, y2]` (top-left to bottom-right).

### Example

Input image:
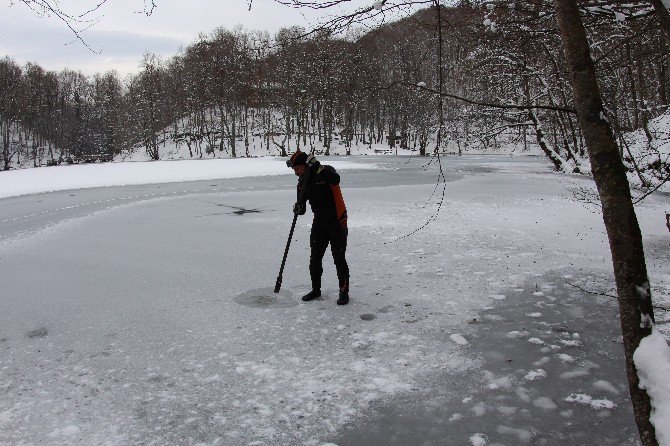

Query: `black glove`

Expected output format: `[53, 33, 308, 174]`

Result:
[293, 202, 304, 215]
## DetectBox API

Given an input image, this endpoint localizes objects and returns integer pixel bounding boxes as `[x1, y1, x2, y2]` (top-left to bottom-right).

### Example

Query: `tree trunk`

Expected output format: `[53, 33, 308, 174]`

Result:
[2, 120, 10, 170]
[219, 106, 226, 153]
[626, 43, 640, 129]
[650, 0, 670, 101]
[553, 2, 658, 446]
[650, 0, 670, 39]
[230, 108, 237, 158]
[528, 109, 565, 171]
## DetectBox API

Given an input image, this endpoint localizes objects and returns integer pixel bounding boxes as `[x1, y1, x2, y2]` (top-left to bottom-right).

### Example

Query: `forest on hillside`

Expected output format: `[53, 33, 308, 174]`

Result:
[0, 1, 668, 178]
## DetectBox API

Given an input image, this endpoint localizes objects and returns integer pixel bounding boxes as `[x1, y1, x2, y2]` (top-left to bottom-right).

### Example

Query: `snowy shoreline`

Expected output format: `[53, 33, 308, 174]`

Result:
[0, 157, 378, 199]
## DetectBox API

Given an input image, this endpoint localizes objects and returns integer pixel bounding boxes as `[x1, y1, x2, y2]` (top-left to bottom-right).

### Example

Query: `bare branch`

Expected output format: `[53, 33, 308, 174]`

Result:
[364, 81, 577, 114]
[566, 281, 670, 312]
[17, 0, 103, 52]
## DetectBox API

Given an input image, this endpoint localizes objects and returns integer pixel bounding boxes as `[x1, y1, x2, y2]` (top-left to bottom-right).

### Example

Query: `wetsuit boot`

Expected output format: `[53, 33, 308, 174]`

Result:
[337, 291, 349, 305]
[302, 290, 321, 301]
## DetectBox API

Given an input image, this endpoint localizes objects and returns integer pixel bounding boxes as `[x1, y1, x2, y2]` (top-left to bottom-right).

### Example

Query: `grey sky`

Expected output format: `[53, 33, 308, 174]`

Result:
[0, 0, 332, 75]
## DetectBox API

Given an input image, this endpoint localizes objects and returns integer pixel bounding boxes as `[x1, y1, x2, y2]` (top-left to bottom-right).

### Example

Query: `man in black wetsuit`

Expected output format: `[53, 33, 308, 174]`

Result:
[287, 151, 349, 305]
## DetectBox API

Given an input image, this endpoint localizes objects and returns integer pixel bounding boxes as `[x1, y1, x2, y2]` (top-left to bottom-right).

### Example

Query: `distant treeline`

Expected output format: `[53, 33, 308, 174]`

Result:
[0, 1, 667, 170]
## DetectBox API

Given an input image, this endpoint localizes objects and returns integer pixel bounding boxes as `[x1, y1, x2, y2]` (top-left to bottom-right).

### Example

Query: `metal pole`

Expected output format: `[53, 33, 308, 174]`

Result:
[274, 168, 311, 293]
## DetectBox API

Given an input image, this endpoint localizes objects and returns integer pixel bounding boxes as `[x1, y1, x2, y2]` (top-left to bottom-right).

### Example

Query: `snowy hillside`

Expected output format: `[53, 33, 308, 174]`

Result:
[623, 111, 670, 193]
[115, 106, 542, 163]
[1, 120, 59, 169]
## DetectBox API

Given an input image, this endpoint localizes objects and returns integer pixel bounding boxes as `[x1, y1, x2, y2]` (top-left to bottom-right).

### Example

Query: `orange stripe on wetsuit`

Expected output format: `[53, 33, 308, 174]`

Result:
[330, 184, 348, 229]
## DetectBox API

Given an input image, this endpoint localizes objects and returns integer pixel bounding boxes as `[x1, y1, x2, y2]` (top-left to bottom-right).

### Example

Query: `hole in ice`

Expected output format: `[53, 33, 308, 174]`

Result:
[233, 288, 297, 308]
[26, 327, 48, 339]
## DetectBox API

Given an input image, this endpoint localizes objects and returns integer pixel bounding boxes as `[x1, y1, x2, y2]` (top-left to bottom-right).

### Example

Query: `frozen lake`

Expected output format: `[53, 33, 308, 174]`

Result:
[1, 155, 668, 445]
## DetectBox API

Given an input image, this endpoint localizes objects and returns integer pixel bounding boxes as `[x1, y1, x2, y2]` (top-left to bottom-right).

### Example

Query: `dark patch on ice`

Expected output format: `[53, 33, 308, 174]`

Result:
[377, 305, 394, 313]
[330, 269, 640, 446]
[360, 313, 376, 321]
[26, 327, 48, 339]
[233, 288, 297, 308]
[147, 374, 169, 384]
[231, 207, 262, 216]
[457, 165, 497, 174]
[197, 199, 264, 216]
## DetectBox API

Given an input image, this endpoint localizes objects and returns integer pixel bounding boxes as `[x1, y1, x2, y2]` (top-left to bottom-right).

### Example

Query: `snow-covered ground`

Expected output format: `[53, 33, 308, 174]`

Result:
[624, 111, 670, 193]
[0, 158, 375, 199]
[0, 155, 668, 445]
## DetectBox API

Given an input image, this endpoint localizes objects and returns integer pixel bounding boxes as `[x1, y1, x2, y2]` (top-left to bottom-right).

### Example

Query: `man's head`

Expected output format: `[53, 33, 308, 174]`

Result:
[287, 151, 308, 176]
[292, 165, 307, 176]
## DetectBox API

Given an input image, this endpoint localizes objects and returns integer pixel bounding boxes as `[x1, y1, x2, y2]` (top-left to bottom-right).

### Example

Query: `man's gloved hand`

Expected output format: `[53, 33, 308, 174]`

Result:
[306, 154, 317, 167]
[293, 202, 304, 215]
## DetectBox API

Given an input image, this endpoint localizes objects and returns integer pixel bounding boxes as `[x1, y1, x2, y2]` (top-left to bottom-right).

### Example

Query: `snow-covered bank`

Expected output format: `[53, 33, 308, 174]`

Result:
[634, 327, 670, 446]
[624, 111, 670, 193]
[0, 157, 377, 199]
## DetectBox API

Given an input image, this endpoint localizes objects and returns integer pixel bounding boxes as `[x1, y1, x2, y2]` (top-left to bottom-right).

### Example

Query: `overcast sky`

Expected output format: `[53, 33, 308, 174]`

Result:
[0, 0, 349, 76]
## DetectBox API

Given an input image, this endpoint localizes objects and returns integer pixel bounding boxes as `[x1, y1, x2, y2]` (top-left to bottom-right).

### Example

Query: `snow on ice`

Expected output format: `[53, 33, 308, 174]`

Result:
[450, 334, 469, 345]
[564, 394, 616, 410]
[558, 353, 575, 363]
[469, 433, 488, 446]
[524, 369, 547, 381]
[505, 330, 528, 339]
[0, 158, 376, 199]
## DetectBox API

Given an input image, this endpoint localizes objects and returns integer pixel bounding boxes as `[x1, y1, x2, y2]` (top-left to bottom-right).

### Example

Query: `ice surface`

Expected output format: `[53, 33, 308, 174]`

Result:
[496, 425, 532, 442]
[234, 288, 297, 308]
[560, 370, 591, 380]
[532, 356, 550, 367]
[593, 380, 619, 395]
[1, 155, 667, 445]
[533, 397, 558, 410]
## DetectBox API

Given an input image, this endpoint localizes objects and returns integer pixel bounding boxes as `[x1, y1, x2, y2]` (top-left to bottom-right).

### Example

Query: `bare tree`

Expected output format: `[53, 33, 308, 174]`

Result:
[554, 1, 658, 444]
